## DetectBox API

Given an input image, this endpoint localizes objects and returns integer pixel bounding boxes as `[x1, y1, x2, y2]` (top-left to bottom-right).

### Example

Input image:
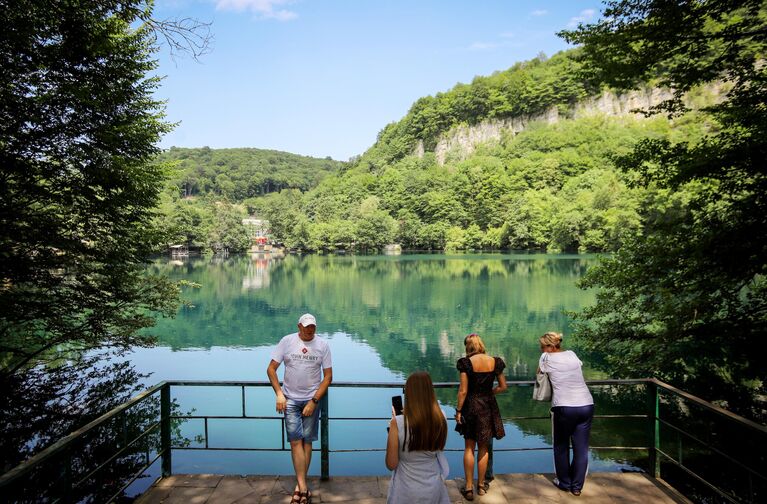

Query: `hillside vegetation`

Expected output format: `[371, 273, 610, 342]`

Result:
[156, 50, 717, 255]
[157, 146, 343, 199]
[153, 147, 344, 252]
[250, 49, 715, 253]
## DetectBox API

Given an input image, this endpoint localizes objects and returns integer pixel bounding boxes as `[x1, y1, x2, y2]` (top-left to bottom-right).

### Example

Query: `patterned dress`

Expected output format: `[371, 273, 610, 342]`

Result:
[455, 356, 506, 443]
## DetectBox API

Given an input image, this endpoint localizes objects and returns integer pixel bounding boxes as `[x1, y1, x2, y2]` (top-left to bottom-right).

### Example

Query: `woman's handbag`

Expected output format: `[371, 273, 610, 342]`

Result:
[533, 353, 552, 401]
[533, 371, 552, 401]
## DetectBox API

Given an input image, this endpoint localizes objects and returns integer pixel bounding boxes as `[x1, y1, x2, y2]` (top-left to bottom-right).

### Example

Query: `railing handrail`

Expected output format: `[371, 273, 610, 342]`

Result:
[2, 377, 764, 502]
[0, 378, 647, 489]
[159, 378, 652, 387]
[650, 378, 767, 435]
[0, 381, 168, 488]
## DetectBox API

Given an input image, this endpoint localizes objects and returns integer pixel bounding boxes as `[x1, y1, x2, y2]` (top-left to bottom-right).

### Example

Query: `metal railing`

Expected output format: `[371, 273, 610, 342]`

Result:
[646, 380, 767, 503]
[1, 379, 765, 503]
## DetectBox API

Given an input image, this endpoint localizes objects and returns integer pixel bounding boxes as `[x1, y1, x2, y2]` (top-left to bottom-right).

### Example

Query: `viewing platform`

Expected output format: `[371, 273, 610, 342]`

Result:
[136, 471, 688, 503]
[1, 379, 764, 503]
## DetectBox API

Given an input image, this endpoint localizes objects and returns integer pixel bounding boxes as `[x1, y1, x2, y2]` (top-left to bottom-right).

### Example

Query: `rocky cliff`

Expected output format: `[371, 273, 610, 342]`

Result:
[423, 85, 724, 165]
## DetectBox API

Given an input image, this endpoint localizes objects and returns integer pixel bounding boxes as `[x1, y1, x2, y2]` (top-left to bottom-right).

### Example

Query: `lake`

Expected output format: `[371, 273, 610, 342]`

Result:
[134, 253, 646, 478]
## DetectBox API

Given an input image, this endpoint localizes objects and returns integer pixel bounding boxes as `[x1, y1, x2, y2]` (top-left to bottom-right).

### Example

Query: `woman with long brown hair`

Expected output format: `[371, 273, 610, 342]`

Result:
[455, 333, 507, 501]
[385, 371, 449, 504]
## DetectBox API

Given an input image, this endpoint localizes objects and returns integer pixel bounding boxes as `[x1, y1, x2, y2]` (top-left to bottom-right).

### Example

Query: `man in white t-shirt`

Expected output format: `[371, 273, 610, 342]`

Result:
[267, 313, 332, 503]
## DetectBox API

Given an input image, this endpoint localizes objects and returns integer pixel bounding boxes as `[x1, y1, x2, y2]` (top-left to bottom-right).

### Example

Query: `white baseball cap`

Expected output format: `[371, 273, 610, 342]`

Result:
[298, 313, 317, 327]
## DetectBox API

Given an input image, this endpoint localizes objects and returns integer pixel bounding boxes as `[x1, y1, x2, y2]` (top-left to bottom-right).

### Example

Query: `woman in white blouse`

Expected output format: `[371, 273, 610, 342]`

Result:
[538, 331, 594, 497]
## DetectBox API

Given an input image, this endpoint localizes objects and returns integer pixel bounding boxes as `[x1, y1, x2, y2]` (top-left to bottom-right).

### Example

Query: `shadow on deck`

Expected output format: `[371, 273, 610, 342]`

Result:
[136, 472, 690, 504]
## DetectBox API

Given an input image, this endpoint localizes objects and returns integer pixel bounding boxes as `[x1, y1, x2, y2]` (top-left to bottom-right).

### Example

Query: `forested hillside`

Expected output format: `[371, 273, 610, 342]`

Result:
[153, 147, 344, 253]
[156, 50, 719, 255]
[157, 146, 343, 199]
[359, 50, 592, 170]
[252, 49, 716, 253]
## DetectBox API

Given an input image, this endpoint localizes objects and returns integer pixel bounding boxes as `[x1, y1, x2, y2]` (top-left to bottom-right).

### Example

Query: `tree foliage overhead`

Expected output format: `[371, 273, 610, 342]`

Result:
[561, 0, 767, 420]
[0, 0, 193, 470]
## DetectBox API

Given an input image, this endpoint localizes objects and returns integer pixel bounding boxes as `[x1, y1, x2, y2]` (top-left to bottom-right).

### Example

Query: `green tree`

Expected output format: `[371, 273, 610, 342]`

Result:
[259, 189, 305, 243]
[0, 0, 211, 469]
[562, 0, 767, 419]
[504, 189, 557, 249]
[395, 209, 424, 248]
[453, 157, 512, 230]
[444, 226, 467, 251]
[207, 202, 250, 254]
[287, 215, 312, 251]
[354, 197, 397, 251]
[171, 198, 210, 247]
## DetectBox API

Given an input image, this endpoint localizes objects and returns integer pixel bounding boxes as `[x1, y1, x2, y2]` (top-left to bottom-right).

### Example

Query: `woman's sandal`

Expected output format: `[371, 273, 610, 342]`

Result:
[298, 491, 311, 504]
[459, 486, 474, 501]
[289, 490, 301, 504]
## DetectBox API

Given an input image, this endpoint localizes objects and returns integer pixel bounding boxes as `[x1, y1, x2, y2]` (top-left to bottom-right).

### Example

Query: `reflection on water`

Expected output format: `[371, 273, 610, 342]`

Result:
[242, 257, 272, 290]
[144, 253, 598, 380]
[136, 253, 643, 476]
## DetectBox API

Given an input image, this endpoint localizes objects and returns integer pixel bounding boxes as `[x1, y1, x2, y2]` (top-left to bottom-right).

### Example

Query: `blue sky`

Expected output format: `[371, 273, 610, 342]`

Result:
[153, 0, 602, 161]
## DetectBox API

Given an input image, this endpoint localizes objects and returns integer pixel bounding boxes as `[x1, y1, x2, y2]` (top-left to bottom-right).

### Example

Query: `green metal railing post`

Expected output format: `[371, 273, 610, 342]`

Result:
[320, 393, 329, 481]
[647, 380, 660, 479]
[161, 383, 172, 477]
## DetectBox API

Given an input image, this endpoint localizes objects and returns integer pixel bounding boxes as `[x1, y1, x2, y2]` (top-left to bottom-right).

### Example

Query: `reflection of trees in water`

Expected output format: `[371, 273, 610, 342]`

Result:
[143, 254, 656, 468]
[2, 356, 200, 502]
[146, 255, 596, 357]
[147, 253, 632, 451]
[1, 353, 153, 501]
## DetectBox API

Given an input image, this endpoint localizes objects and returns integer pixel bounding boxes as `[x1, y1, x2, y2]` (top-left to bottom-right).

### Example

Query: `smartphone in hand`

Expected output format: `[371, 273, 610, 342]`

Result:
[392, 395, 403, 416]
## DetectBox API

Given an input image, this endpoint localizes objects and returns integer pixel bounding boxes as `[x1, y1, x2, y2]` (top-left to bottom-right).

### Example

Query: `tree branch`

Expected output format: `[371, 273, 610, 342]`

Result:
[141, 15, 214, 62]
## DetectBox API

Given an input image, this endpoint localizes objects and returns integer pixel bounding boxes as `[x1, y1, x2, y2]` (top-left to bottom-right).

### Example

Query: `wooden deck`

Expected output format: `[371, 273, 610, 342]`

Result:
[136, 472, 690, 503]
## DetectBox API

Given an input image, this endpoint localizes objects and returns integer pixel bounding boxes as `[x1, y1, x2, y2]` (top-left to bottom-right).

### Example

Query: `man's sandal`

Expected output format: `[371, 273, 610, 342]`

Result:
[459, 486, 474, 501]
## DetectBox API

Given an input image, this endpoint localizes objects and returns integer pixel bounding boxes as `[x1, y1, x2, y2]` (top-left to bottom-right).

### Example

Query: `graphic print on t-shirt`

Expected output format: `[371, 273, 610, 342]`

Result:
[271, 333, 332, 401]
[288, 346, 320, 365]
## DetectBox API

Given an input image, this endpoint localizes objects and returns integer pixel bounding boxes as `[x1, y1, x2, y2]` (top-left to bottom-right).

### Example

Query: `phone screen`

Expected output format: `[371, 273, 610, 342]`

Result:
[391, 395, 403, 416]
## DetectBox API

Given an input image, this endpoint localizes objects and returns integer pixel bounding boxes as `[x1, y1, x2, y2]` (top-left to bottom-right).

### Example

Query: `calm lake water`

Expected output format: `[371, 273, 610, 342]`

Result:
[133, 253, 646, 478]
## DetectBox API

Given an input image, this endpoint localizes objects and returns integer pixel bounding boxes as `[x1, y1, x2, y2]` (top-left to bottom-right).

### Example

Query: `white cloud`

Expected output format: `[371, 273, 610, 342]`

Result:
[215, 0, 298, 21]
[530, 9, 548, 16]
[567, 8, 596, 28]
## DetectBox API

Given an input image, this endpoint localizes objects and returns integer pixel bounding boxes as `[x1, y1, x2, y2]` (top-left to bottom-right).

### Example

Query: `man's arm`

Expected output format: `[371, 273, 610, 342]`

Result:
[316, 367, 333, 400]
[301, 367, 333, 417]
[267, 359, 287, 413]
